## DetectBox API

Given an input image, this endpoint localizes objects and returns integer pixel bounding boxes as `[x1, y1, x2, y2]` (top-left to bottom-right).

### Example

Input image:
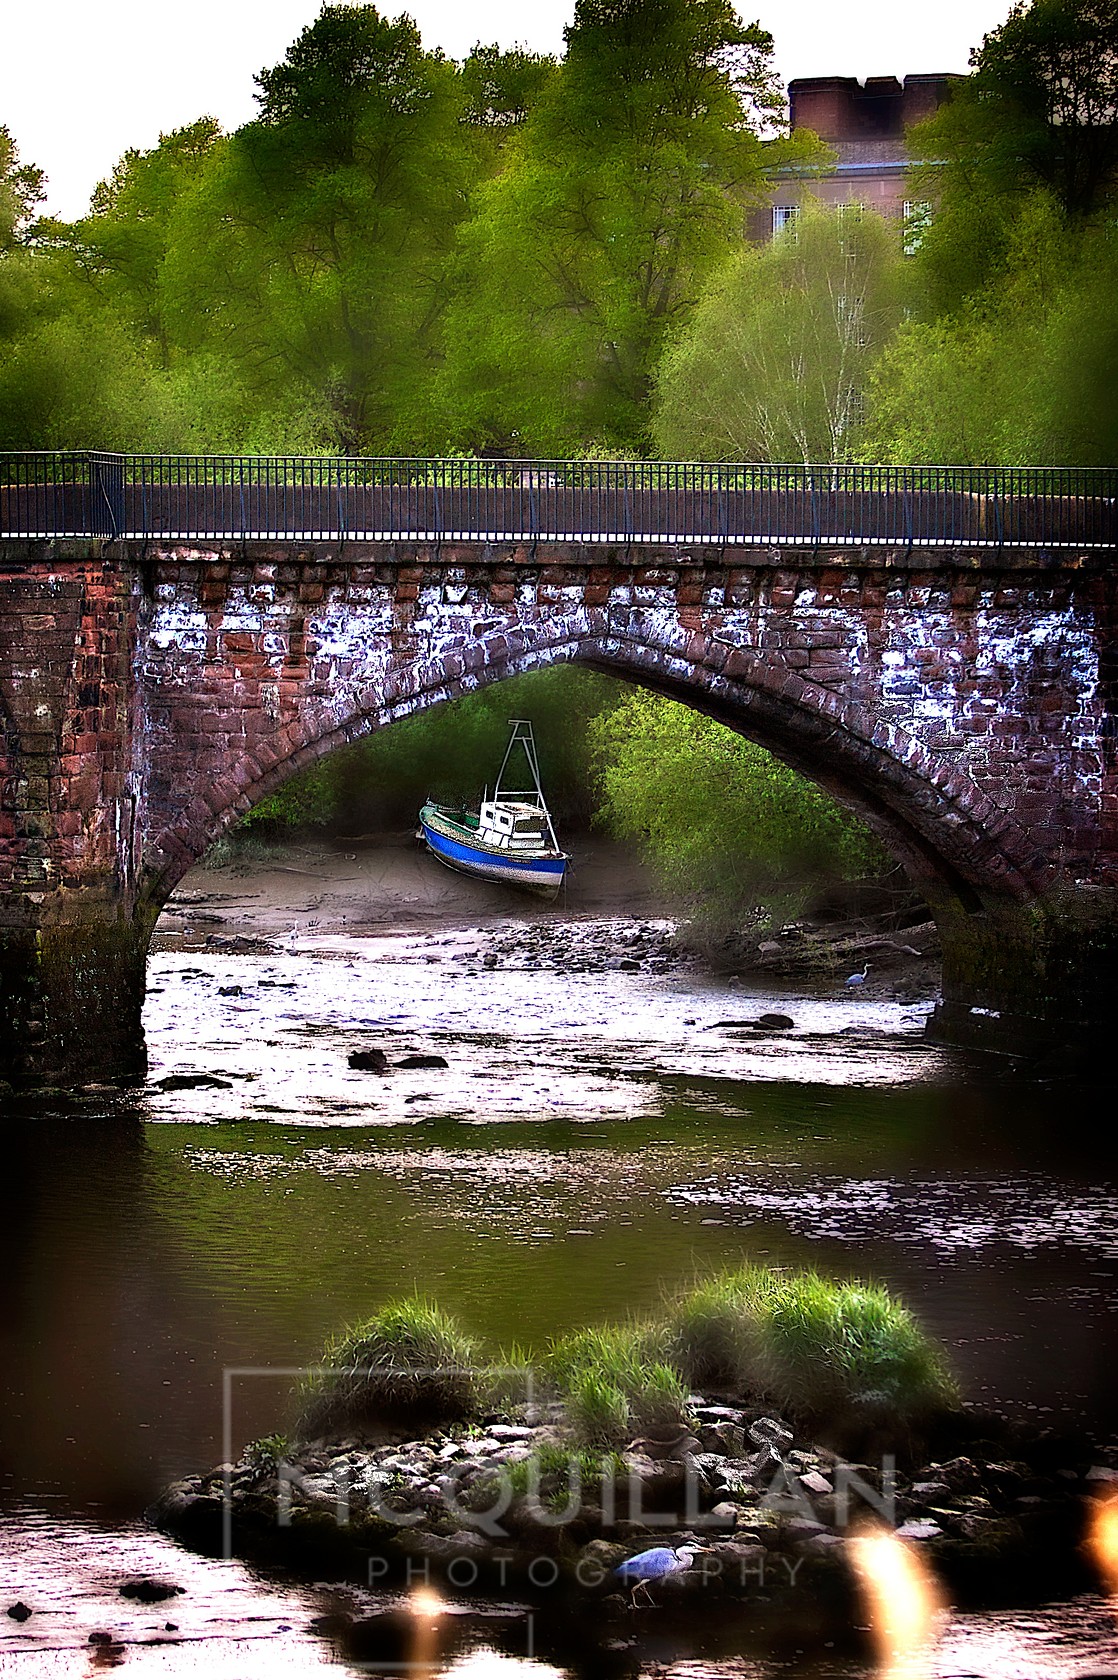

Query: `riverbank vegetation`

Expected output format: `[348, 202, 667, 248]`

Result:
[294, 1267, 957, 1452]
[2, 0, 1115, 464]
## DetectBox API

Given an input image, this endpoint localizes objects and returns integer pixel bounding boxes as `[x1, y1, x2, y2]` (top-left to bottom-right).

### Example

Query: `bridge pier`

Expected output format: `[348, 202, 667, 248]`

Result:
[0, 914, 148, 1088]
[930, 894, 1118, 1057]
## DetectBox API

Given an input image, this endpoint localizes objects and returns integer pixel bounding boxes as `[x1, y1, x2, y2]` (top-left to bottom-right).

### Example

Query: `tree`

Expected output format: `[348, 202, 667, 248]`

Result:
[908, 0, 1118, 309]
[459, 43, 557, 137]
[0, 127, 44, 249]
[46, 119, 222, 358]
[589, 689, 885, 926]
[160, 5, 477, 450]
[863, 192, 1118, 465]
[654, 201, 901, 462]
[436, 0, 817, 454]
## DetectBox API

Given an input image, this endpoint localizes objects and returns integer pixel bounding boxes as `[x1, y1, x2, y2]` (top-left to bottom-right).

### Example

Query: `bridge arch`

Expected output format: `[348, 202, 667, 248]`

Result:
[139, 615, 1042, 936]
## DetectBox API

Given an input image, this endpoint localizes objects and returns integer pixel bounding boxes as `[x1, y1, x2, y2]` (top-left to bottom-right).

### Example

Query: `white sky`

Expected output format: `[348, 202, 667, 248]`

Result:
[3, 0, 1011, 220]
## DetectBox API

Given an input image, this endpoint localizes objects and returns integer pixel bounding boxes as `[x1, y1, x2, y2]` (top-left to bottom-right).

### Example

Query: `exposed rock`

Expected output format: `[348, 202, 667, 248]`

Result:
[910, 1479, 952, 1503]
[119, 1578, 185, 1604]
[154, 1073, 232, 1091]
[6, 1603, 32, 1623]
[799, 1470, 833, 1497]
[395, 1054, 449, 1070]
[348, 1048, 390, 1074]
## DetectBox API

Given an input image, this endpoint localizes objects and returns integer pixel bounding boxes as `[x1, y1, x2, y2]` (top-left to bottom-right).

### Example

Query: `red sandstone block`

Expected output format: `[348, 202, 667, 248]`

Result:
[66, 777, 101, 812]
[299, 583, 325, 603]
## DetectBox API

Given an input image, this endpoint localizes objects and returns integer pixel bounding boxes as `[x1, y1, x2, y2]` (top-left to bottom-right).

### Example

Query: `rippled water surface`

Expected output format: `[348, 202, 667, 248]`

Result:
[2, 873, 1116, 1676]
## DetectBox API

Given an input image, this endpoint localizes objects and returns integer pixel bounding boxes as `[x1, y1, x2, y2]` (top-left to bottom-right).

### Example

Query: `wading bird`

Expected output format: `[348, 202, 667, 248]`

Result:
[615, 1544, 706, 1607]
[845, 962, 871, 987]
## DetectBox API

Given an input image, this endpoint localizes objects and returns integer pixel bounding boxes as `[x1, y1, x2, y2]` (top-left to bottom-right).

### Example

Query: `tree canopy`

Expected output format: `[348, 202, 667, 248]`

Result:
[434, 0, 817, 453]
[1, 0, 1117, 466]
[655, 200, 901, 462]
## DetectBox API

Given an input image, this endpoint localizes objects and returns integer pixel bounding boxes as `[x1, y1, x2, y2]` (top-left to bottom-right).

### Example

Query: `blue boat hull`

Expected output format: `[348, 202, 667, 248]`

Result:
[419, 812, 567, 900]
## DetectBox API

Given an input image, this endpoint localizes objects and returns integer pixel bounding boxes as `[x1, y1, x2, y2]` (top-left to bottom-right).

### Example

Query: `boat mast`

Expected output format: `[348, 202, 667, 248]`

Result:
[495, 719, 562, 852]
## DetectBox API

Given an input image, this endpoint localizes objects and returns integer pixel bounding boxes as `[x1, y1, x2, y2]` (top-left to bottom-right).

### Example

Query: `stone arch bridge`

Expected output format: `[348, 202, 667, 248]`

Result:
[1, 454, 1117, 1083]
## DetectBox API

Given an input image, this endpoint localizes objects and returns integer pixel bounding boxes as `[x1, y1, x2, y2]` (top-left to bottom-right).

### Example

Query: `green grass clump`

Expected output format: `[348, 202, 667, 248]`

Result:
[660, 1266, 766, 1391]
[503, 1443, 628, 1510]
[547, 1323, 690, 1445]
[296, 1297, 479, 1439]
[660, 1265, 956, 1436]
[753, 1272, 958, 1426]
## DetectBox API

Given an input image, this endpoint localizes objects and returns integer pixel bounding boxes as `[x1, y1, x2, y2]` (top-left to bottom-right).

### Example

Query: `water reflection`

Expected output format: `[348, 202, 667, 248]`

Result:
[2, 936, 1117, 1676]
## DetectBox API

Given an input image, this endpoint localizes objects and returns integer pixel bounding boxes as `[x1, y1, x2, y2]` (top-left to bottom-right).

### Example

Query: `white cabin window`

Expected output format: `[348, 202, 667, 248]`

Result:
[772, 204, 798, 236]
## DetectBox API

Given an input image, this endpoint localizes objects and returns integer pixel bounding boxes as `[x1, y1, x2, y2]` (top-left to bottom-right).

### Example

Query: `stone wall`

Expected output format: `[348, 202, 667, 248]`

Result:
[2, 538, 1117, 1079]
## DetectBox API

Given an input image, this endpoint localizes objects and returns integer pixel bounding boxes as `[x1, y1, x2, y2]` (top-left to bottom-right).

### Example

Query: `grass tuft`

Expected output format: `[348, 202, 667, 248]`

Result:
[548, 1323, 689, 1445]
[753, 1271, 958, 1425]
[296, 1297, 479, 1439]
[660, 1266, 766, 1391]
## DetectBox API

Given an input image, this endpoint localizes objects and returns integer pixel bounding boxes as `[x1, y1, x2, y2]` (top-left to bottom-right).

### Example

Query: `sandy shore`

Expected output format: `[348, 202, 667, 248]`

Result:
[155, 835, 670, 951]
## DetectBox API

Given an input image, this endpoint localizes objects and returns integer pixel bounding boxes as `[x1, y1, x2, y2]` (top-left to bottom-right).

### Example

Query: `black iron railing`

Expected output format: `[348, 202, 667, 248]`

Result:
[1, 451, 1115, 549]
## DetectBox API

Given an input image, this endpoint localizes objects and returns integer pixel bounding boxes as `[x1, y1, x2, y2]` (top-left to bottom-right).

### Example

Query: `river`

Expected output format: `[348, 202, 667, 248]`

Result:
[1, 842, 1116, 1676]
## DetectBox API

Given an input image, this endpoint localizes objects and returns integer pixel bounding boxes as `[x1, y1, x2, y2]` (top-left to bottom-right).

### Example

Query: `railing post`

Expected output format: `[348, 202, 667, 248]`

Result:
[91, 452, 125, 540]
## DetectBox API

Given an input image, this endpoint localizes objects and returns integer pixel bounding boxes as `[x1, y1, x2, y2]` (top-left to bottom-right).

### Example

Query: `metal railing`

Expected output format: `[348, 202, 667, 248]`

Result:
[1, 451, 1115, 549]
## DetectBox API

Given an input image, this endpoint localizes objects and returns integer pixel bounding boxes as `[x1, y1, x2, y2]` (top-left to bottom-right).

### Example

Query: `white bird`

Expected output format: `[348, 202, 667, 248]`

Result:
[845, 961, 871, 987]
[614, 1544, 707, 1607]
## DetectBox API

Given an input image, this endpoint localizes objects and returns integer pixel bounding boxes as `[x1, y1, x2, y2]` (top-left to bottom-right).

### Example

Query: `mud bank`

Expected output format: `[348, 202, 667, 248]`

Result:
[156, 835, 941, 1000]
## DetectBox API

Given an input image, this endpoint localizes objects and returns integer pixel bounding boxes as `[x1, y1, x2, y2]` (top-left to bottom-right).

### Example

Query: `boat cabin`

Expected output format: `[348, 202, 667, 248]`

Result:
[478, 800, 547, 851]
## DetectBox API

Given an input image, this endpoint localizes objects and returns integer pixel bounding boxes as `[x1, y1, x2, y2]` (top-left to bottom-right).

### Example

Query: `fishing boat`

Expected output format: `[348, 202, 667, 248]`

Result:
[418, 719, 569, 900]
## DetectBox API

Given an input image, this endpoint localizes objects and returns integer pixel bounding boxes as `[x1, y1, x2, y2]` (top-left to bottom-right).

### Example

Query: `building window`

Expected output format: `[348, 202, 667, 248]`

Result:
[772, 204, 798, 236]
[836, 200, 864, 257]
[903, 200, 933, 256]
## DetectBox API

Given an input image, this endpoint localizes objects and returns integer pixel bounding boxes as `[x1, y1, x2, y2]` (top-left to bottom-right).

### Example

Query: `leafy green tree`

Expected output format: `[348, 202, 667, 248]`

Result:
[909, 0, 1118, 310]
[0, 129, 43, 353]
[864, 190, 1118, 465]
[589, 689, 886, 924]
[160, 5, 477, 451]
[45, 119, 223, 359]
[459, 43, 557, 138]
[437, 0, 817, 454]
[0, 127, 44, 248]
[654, 200, 901, 462]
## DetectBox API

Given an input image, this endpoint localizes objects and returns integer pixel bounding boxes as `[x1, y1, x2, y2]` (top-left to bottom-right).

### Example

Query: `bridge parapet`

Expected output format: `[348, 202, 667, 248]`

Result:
[2, 453, 1116, 551]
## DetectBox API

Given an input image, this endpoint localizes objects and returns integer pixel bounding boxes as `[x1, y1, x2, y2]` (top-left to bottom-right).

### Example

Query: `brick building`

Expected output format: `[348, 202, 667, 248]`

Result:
[759, 73, 962, 241]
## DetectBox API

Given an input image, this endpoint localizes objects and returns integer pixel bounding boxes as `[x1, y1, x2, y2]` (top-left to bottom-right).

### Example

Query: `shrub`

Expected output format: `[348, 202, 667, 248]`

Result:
[660, 1264, 956, 1437]
[296, 1298, 479, 1439]
[504, 1443, 628, 1510]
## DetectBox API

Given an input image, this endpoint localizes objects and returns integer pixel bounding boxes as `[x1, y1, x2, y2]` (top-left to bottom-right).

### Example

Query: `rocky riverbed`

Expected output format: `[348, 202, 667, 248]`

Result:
[153, 1394, 1118, 1619]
